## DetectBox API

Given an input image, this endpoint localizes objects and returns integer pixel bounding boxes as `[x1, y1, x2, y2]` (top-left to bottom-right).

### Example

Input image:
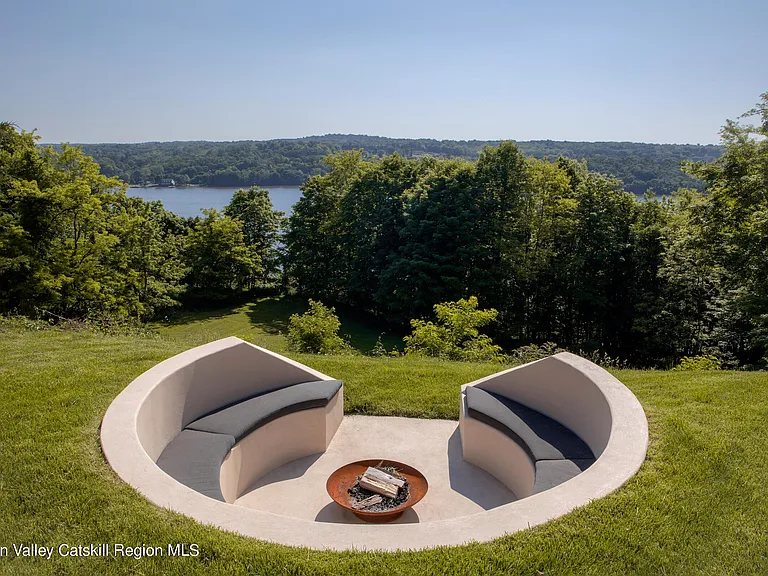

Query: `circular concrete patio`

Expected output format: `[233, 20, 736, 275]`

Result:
[101, 337, 649, 551]
[235, 415, 516, 523]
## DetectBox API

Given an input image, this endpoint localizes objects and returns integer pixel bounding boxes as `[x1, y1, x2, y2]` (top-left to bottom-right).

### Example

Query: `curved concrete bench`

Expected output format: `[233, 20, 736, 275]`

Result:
[460, 352, 626, 500]
[463, 386, 595, 497]
[103, 337, 343, 506]
[102, 343, 647, 551]
[157, 379, 343, 502]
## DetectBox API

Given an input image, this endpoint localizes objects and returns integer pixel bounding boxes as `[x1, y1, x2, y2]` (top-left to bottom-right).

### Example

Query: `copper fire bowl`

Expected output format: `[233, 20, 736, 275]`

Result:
[326, 459, 428, 523]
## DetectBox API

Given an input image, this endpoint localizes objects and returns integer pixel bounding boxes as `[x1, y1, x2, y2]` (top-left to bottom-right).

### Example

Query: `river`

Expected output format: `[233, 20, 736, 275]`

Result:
[127, 184, 661, 220]
[126, 186, 303, 218]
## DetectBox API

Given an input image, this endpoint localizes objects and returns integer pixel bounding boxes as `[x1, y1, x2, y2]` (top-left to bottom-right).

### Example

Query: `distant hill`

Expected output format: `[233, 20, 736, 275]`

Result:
[64, 135, 723, 196]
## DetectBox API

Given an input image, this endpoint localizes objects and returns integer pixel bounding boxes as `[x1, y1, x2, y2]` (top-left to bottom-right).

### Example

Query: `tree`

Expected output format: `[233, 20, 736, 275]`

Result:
[0, 123, 196, 319]
[0, 123, 133, 317]
[337, 153, 421, 314]
[184, 209, 260, 296]
[377, 159, 481, 323]
[224, 186, 284, 286]
[473, 141, 530, 341]
[116, 198, 188, 318]
[284, 151, 366, 299]
[677, 92, 768, 366]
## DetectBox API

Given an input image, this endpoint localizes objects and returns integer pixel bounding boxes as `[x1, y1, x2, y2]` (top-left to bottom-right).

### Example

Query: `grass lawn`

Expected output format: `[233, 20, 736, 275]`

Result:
[155, 295, 405, 353]
[1, 311, 767, 575]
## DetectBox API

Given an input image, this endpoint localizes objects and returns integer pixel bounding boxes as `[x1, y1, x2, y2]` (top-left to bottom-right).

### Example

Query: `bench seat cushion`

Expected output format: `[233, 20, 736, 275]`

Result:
[155, 429, 235, 502]
[533, 459, 594, 494]
[465, 386, 594, 461]
[186, 379, 342, 441]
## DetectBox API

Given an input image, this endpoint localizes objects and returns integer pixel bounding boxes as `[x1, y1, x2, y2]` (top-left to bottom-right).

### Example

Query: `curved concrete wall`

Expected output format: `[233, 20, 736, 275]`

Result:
[460, 413, 536, 498]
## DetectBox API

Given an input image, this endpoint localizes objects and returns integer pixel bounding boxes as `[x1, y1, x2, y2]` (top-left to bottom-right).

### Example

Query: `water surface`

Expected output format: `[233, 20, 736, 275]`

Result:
[126, 186, 302, 218]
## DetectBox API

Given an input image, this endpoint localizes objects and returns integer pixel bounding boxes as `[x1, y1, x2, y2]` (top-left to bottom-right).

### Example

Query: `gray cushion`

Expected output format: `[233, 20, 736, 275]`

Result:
[156, 429, 235, 502]
[465, 386, 594, 461]
[533, 459, 594, 494]
[187, 379, 342, 441]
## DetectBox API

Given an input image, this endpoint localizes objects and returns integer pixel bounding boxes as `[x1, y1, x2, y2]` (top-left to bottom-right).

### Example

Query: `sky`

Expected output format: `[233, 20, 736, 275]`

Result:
[2, 0, 766, 144]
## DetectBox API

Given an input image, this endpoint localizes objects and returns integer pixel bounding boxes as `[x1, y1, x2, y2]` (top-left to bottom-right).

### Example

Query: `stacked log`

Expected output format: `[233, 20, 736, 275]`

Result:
[348, 466, 408, 511]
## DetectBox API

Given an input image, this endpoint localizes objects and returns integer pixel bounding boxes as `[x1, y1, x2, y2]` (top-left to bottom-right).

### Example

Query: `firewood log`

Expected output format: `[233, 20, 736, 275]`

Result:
[364, 466, 406, 488]
[358, 474, 399, 499]
[350, 494, 382, 510]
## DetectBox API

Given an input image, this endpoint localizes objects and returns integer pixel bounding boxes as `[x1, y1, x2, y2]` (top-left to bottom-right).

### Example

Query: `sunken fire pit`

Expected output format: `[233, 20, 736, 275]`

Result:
[326, 459, 428, 522]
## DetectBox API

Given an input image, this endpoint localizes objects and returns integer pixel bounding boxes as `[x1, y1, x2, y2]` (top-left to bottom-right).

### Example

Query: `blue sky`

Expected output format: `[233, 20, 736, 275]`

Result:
[2, 0, 765, 144]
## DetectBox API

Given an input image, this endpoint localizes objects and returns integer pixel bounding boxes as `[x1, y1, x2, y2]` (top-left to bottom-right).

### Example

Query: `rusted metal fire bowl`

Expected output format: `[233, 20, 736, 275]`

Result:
[326, 459, 428, 523]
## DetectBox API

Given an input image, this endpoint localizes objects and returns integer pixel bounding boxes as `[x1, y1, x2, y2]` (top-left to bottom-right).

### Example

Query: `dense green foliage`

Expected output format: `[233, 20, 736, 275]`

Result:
[284, 94, 768, 368]
[4, 94, 765, 368]
[224, 187, 285, 285]
[0, 123, 186, 319]
[0, 124, 283, 318]
[2, 316, 768, 574]
[404, 296, 504, 362]
[72, 136, 721, 196]
[287, 299, 350, 354]
[184, 209, 260, 297]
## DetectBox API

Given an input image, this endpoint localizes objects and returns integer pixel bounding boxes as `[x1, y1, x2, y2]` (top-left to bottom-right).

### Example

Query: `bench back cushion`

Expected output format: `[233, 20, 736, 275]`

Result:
[465, 386, 594, 461]
[187, 380, 343, 441]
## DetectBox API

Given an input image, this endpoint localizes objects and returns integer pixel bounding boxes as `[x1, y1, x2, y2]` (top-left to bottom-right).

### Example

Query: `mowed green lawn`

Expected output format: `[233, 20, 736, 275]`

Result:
[154, 296, 404, 353]
[1, 307, 767, 575]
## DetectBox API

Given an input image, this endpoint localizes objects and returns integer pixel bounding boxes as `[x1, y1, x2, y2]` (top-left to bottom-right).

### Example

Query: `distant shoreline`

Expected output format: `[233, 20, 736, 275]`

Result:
[128, 184, 303, 190]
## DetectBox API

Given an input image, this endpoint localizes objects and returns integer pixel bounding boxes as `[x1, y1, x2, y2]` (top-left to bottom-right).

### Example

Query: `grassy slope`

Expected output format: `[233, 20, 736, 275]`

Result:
[156, 296, 404, 354]
[0, 309, 767, 575]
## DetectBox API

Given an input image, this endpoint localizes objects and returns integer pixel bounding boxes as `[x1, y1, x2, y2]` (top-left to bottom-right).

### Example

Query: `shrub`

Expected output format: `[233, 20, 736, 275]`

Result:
[508, 342, 565, 365]
[0, 313, 157, 338]
[370, 335, 388, 357]
[672, 354, 722, 371]
[404, 297, 505, 362]
[369, 334, 401, 357]
[287, 300, 350, 354]
[575, 349, 630, 369]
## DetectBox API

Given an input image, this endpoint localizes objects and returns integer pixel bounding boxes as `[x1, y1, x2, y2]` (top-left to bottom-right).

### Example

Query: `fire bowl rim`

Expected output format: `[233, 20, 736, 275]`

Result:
[326, 458, 429, 522]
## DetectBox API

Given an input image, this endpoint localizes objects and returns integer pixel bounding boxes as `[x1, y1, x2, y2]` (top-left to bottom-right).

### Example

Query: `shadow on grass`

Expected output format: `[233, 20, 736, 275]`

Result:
[155, 306, 243, 328]
[245, 296, 406, 353]
[156, 294, 406, 353]
[242, 297, 299, 336]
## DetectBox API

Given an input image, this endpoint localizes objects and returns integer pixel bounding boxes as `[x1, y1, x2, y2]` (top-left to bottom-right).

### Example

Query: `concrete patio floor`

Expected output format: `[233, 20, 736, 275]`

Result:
[234, 415, 517, 524]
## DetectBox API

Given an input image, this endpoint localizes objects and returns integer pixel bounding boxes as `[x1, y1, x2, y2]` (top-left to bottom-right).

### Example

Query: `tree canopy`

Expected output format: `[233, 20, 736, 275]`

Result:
[0, 124, 284, 319]
[3, 92, 766, 369]
[283, 94, 768, 368]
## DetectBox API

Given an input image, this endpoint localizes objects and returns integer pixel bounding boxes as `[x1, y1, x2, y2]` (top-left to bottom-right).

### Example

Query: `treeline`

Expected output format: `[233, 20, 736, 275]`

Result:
[284, 95, 768, 368]
[4, 93, 765, 369]
[71, 136, 721, 196]
[0, 122, 284, 320]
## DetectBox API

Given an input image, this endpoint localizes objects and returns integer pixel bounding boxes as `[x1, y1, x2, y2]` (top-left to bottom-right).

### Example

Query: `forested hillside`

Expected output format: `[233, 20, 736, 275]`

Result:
[71, 136, 721, 196]
[6, 93, 765, 368]
[284, 95, 768, 368]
